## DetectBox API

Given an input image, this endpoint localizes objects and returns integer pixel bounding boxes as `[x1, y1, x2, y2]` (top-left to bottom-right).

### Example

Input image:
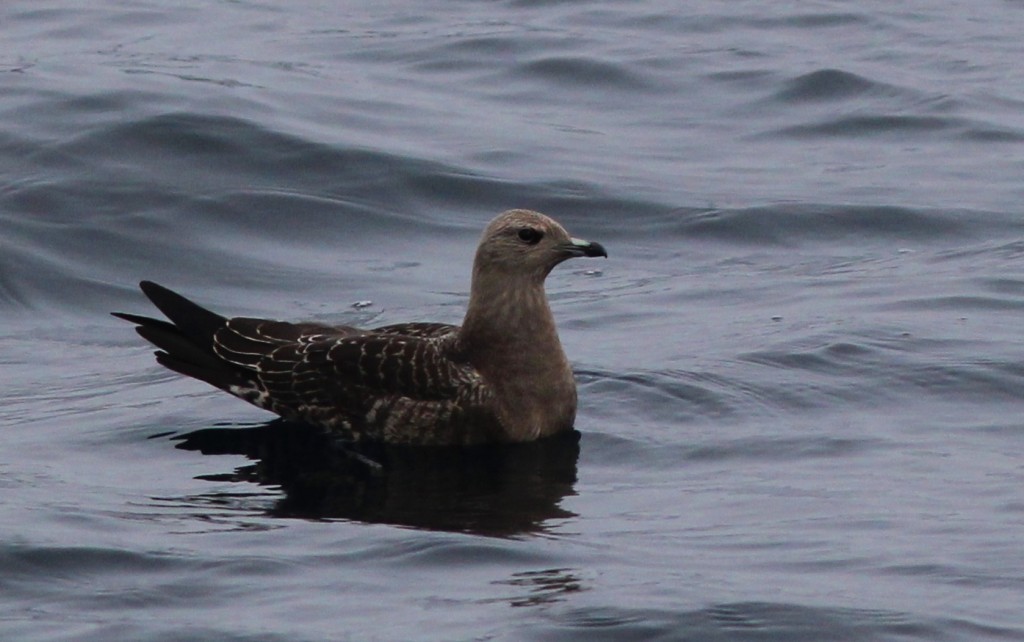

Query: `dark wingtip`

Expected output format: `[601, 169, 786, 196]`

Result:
[140, 280, 168, 298]
[112, 283, 171, 325]
[112, 311, 150, 324]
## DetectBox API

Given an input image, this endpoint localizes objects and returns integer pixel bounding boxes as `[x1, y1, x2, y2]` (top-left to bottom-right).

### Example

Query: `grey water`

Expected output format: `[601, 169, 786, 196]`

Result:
[2, 1, 1024, 640]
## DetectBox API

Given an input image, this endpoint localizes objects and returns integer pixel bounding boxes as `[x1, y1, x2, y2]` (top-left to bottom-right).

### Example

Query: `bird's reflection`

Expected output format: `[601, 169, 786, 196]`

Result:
[168, 420, 580, 537]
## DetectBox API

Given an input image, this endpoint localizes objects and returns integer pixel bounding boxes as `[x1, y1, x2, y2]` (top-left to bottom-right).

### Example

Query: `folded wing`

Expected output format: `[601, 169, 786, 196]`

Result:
[115, 282, 497, 443]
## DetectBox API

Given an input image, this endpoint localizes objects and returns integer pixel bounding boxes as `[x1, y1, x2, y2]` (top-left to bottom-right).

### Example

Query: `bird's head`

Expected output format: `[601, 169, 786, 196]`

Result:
[473, 209, 607, 281]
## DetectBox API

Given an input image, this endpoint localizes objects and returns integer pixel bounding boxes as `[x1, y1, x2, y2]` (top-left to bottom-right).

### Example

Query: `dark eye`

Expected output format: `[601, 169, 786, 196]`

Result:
[517, 227, 543, 244]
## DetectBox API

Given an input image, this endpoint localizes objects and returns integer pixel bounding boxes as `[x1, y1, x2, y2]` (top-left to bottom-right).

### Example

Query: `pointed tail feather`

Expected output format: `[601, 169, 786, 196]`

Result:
[113, 282, 251, 393]
[154, 350, 244, 392]
[139, 280, 226, 347]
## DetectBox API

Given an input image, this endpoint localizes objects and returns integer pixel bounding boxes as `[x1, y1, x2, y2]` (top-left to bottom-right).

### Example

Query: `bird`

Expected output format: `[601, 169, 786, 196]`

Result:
[113, 209, 607, 446]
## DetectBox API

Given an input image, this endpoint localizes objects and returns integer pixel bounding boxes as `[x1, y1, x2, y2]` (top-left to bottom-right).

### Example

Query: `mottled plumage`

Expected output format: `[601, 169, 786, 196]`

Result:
[114, 209, 607, 445]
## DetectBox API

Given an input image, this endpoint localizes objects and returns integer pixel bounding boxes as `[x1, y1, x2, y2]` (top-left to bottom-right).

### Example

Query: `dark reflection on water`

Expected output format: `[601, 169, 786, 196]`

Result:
[167, 421, 579, 537]
[492, 568, 586, 608]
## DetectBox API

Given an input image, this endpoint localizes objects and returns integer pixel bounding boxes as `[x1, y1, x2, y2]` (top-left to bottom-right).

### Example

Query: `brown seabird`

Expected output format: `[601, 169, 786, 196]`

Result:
[114, 209, 607, 445]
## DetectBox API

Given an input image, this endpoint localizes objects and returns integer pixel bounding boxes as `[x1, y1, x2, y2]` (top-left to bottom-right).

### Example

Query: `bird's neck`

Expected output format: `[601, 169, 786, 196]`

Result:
[459, 268, 577, 441]
[461, 269, 559, 356]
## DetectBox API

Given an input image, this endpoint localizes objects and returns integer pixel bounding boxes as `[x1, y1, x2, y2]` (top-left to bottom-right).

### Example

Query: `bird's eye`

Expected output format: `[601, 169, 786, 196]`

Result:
[517, 228, 543, 244]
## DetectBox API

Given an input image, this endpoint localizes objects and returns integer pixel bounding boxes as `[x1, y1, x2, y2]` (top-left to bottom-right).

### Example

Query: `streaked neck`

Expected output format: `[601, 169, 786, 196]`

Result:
[460, 268, 560, 358]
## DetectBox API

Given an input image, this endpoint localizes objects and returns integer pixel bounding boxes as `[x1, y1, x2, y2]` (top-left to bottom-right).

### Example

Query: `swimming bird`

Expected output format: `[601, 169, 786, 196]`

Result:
[113, 209, 607, 445]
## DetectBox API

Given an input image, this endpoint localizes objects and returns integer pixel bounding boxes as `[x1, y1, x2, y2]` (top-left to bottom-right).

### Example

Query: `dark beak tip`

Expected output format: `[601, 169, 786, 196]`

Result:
[587, 241, 608, 258]
[563, 239, 607, 259]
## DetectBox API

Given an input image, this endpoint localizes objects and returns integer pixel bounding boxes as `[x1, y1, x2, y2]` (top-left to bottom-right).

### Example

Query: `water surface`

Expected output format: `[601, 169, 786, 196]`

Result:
[2, 1, 1024, 640]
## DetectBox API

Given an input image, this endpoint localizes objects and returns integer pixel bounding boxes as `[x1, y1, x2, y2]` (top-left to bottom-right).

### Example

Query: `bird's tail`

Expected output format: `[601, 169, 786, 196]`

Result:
[113, 281, 249, 392]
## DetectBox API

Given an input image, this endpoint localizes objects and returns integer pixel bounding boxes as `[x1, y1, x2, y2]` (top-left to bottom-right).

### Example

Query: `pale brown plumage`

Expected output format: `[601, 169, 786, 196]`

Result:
[113, 209, 607, 445]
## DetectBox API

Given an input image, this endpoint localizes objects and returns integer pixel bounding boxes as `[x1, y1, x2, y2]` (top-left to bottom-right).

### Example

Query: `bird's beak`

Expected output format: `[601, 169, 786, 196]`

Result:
[562, 238, 608, 258]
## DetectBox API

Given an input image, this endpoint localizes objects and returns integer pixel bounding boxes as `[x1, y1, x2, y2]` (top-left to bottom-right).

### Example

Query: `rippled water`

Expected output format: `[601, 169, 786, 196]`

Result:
[3, 1, 1024, 640]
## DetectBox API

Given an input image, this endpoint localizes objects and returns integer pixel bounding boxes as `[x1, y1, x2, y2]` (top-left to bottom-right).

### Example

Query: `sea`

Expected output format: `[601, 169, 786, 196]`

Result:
[2, 1, 1024, 640]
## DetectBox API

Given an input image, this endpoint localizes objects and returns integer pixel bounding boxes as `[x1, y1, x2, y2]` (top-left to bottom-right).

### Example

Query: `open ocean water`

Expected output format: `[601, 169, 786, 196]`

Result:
[2, 1, 1024, 640]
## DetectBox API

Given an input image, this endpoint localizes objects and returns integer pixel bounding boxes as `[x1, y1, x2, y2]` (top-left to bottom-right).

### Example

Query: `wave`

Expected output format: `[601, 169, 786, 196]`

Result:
[655, 204, 1020, 245]
[526, 601, 1013, 641]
